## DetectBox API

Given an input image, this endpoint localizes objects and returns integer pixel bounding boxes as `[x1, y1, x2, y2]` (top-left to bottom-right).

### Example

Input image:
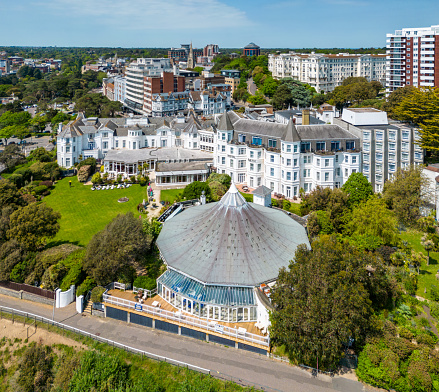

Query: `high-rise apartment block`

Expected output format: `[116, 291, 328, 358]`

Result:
[269, 52, 386, 93]
[386, 25, 439, 93]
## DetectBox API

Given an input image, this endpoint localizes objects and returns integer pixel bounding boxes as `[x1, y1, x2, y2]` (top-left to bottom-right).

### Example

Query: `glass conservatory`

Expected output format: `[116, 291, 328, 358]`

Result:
[157, 269, 258, 322]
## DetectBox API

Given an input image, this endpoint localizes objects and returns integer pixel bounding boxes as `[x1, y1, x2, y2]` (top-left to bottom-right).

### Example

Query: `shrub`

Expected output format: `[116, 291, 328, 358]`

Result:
[76, 276, 96, 297]
[182, 181, 211, 200]
[33, 185, 48, 195]
[91, 172, 101, 184]
[399, 327, 415, 340]
[139, 177, 147, 186]
[130, 175, 136, 183]
[430, 302, 439, 320]
[39, 180, 53, 188]
[430, 285, 439, 301]
[77, 165, 91, 182]
[416, 333, 436, 348]
[90, 286, 106, 303]
[100, 165, 104, 173]
[77, 157, 96, 171]
[134, 275, 157, 291]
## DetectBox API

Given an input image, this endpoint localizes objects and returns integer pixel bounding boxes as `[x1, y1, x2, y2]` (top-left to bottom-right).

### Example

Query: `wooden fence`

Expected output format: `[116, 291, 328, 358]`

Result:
[0, 281, 55, 300]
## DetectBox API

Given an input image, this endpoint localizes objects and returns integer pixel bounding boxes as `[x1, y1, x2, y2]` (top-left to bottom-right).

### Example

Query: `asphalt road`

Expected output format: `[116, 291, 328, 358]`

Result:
[248, 77, 257, 95]
[0, 294, 374, 392]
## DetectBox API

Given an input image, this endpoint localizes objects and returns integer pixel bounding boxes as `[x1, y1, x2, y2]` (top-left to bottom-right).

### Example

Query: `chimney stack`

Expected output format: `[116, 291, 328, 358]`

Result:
[302, 109, 310, 125]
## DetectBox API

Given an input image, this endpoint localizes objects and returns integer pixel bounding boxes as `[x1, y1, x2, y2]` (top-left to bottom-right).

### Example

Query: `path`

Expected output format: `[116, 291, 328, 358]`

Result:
[248, 77, 257, 95]
[0, 294, 373, 392]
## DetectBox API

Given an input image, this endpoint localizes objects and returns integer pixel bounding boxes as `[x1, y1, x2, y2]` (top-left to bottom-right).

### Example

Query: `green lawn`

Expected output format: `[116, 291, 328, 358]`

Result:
[160, 188, 183, 204]
[400, 230, 439, 300]
[43, 177, 148, 247]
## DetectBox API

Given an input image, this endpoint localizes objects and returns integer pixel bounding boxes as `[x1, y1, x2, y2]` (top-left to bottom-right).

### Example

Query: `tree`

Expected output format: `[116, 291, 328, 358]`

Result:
[91, 172, 101, 184]
[84, 212, 153, 285]
[7, 203, 60, 251]
[421, 235, 434, 265]
[272, 79, 311, 109]
[381, 85, 415, 119]
[75, 93, 121, 117]
[208, 181, 227, 202]
[345, 196, 399, 246]
[207, 173, 231, 188]
[0, 179, 24, 209]
[182, 181, 211, 201]
[342, 172, 373, 207]
[383, 165, 429, 226]
[270, 236, 392, 370]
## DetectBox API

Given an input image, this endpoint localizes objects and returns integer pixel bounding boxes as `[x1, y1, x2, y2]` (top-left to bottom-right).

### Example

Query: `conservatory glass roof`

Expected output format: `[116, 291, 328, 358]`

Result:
[158, 269, 256, 307]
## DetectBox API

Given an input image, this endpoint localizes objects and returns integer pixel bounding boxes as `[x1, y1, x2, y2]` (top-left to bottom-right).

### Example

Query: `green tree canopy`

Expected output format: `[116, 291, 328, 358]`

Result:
[345, 196, 399, 246]
[342, 172, 373, 207]
[7, 203, 61, 251]
[270, 236, 392, 370]
[182, 181, 211, 201]
[84, 212, 153, 285]
[383, 165, 430, 226]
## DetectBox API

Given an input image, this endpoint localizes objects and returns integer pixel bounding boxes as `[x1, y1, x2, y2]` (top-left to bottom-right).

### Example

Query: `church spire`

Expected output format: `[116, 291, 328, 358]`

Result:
[187, 41, 195, 69]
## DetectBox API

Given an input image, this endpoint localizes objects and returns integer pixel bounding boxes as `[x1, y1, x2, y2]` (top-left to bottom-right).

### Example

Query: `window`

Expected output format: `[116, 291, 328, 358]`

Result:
[221, 133, 226, 140]
[66, 138, 70, 144]
[325, 172, 329, 181]
[252, 136, 262, 146]
[344, 156, 349, 163]
[66, 146, 70, 153]
[161, 130, 166, 136]
[335, 155, 339, 163]
[294, 172, 298, 181]
[238, 173, 245, 183]
[286, 144, 292, 152]
[402, 131, 409, 140]
[389, 142, 396, 151]
[270, 168, 274, 177]
[286, 158, 291, 166]
[123, 140, 126, 148]
[293, 158, 298, 166]
[230, 159, 234, 167]
[316, 141, 326, 151]
[238, 160, 246, 168]
[294, 144, 298, 153]
[331, 141, 340, 151]
[281, 170, 284, 179]
[257, 164, 261, 171]
[268, 139, 277, 148]
[388, 153, 396, 161]
[239, 148, 246, 155]
[376, 153, 383, 162]
[238, 134, 246, 143]
[363, 132, 370, 141]
[352, 156, 357, 164]
[221, 157, 225, 164]
[415, 151, 423, 160]
[65, 158, 70, 167]
[250, 151, 254, 158]
[402, 142, 409, 151]
[250, 163, 254, 171]
[325, 159, 329, 167]
[286, 172, 291, 181]
[363, 154, 369, 163]
[221, 145, 226, 152]
[270, 155, 274, 163]
[402, 152, 409, 161]
[116, 140, 119, 148]
[303, 156, 311, 164]
[317, 172, 320, 181]
[316, 158, 320, 166]
[376, 131, 383, 141]
[102, 132, 108, 138]
[363, 142, 370, 152]
[301, 142, 311, 152]
[389, 163, 396, 172]
[258, 151, 262, 158]
[257, 177, 261, 186]
[346, 141, 355, 150]
[336, 168, 341, 176]
[376, 163, 382, 172]
[345, 168, 348, 177]
[389, 131, 396, 141]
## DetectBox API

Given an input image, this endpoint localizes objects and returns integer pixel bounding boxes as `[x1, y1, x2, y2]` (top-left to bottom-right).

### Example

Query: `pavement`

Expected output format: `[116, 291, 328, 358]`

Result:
[0, 294, 374, 392]
[248, 77, 257, 96]
[0, 135, 54, 156]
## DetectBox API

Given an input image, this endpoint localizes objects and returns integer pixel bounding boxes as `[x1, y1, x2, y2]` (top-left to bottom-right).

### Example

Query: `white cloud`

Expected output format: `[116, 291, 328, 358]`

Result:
[40, 0, 251, 30]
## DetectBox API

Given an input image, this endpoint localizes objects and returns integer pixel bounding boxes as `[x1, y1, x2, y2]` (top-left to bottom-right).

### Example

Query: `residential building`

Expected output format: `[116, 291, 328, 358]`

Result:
[221, 69, 241, 78]
[334, 108, 424, 192]
[0, 59, 11, 75]
[386, 24, 439, 93]
[124, 58, 173, 114]
[224, 77, 240, 94]
[113, 75, 126, 103]
[243, 43, 260, 57]
[188, 90, 227, 116]
[268, 52, 386, 93]
[151, 91, 190, 117]
[215, 111, 361, 197]
[102, 78, 114, 101]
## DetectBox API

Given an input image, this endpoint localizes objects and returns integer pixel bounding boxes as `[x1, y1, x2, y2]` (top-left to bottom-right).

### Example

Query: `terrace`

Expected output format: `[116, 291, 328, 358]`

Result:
[103, 288, 269, 349]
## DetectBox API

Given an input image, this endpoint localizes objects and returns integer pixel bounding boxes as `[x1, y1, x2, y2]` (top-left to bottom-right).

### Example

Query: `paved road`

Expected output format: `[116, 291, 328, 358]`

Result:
[248, 77, 257, 95]
[0, 294, 371, 392]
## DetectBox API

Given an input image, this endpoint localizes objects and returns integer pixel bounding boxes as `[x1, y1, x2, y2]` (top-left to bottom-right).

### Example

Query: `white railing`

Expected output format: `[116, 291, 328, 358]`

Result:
[114, 282, 126, 290]
[103, 294, 269, 347]
[132, 287, 157, 298]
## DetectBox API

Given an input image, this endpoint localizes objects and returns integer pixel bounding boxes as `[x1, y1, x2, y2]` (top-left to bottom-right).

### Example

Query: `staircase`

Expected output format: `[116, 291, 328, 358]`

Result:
[83, 291, 92, 315]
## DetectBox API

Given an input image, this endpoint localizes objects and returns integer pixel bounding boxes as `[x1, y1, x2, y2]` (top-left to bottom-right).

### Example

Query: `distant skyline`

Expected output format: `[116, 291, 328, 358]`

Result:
[3, 0, 439, 48]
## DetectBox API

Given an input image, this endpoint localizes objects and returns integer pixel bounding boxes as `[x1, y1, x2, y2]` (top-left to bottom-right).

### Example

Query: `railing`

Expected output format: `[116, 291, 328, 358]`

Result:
[0, 281, 54, 300]
[103, 294, 269, 347]
[132, 287, 157, 298]
[0, 305, 210, 375]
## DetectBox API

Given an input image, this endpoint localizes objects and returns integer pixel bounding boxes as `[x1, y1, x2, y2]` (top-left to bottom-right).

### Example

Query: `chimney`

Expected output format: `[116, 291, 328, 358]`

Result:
[302, 109, 310, 126]
[58, 123, 63, 134]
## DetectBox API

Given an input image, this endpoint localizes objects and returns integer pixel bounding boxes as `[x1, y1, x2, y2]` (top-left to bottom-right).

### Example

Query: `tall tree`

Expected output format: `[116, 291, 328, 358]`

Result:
[7, 203, 61, 251]
[270, 236, 391, 370]
[341, 172, 373, 207]
[84, 212, 153, 285]
[383, 165, 430, 226]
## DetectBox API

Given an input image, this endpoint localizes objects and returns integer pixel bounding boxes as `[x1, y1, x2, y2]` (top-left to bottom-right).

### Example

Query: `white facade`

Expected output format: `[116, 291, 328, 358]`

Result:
[113, 75, 126, 103]
[214, 112, 361, 197]
[268, 52, 386, 93]
[386, 25, 439, 93]
[334, 108, 424, 192]
[151, 92, 189, 117]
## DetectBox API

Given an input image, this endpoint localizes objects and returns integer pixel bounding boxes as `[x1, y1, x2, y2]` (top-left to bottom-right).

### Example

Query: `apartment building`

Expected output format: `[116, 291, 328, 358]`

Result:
[268, 52, 386, 93]
[215, 111, 361, 197]
[113, 75, 126, 103]
[386, 25, 439, 93]
[334, 108, 424, 192]
[124, 58, 173, 113]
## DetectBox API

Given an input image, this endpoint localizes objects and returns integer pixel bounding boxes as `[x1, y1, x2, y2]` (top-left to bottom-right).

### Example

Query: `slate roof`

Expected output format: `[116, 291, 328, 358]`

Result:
[217, 112, 234, 131]
[252, 185, 272, 197]
[284, 118, 300, 142]
[245, 42, 260, 49]
[156, 183, 310, 286]
[156, 161, 208, 172]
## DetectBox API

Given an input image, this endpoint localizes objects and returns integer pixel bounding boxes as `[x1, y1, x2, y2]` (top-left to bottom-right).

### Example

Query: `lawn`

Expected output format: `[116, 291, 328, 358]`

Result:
[400, 230, 439, 300]
[43, 177, 148, 247]
[160, 188, 183, 204]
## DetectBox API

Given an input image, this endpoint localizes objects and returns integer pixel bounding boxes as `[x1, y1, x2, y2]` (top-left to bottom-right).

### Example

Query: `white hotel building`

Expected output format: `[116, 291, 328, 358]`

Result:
[268, 52, 386, 93]
[214, 111, 361, 197]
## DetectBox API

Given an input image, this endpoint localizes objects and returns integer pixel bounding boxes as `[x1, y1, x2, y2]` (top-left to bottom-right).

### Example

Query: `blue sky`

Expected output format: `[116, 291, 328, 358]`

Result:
[3, 0, 439, 48]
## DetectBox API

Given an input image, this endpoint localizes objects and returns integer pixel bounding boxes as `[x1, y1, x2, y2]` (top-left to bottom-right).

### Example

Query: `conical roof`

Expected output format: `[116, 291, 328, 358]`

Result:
[217, 112, 234, 131]
[284, 117, 300, 142]
[156, 184, 310, 286]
